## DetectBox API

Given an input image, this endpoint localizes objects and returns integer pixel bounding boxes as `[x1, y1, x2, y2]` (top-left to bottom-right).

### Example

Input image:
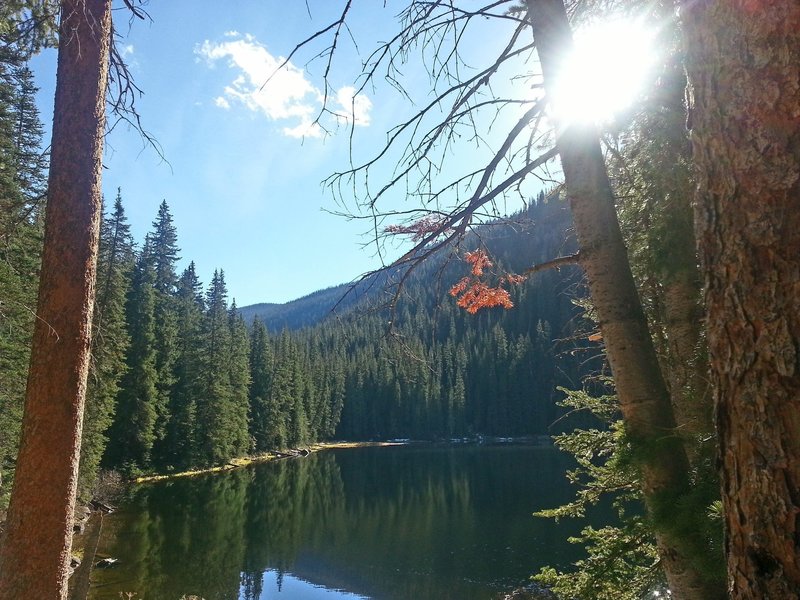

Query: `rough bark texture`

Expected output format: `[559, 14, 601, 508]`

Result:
[682, 1, 800, 597]
[527, 1, 723, 598]
[0, 1, 111, 598]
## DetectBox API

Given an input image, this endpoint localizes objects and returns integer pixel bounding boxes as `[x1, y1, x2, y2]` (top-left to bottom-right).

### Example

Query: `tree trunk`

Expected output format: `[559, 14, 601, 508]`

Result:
[682, 2, 800, 597]
[527, 1, 723, 598]
[662, 270, 712, 441]
[0, 1, 111, 598]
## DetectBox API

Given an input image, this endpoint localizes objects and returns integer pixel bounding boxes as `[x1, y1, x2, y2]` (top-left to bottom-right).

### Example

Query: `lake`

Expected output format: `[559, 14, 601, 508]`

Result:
[89, 444, 594, 600]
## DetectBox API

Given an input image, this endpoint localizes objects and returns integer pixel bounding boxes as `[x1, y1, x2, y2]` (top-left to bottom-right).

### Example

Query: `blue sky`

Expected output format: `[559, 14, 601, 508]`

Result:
[29, 2, 653, 306]
[28, 1, 550, 306]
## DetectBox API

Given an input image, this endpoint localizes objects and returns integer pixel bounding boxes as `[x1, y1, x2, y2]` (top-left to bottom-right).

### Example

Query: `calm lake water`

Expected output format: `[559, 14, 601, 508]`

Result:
[89, 445, 595, 600]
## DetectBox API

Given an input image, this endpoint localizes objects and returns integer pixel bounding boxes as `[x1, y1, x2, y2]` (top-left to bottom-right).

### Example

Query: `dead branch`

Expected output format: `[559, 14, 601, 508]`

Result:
[521, 252, 582, 277]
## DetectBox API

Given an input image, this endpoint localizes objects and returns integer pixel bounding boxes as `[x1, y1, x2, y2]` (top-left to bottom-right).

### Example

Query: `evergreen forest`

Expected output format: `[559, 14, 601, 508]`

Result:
[3, 2, 800, 599]
[0, 44, 594, 505]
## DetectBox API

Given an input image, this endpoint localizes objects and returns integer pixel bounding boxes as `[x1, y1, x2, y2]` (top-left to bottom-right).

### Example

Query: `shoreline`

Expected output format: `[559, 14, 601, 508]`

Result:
[131, 436, 553, 485]
[132, 440, 409, 484]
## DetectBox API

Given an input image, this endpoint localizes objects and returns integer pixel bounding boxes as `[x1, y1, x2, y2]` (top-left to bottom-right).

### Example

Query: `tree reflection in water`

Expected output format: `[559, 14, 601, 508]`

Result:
[91, 446, 591, 600]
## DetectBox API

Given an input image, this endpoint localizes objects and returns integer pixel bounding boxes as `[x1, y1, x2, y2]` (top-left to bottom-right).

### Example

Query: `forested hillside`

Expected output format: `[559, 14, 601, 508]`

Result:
[238, 284, 352, 331]
[268, 195, 586, 440]
[0, 38, 586, 504]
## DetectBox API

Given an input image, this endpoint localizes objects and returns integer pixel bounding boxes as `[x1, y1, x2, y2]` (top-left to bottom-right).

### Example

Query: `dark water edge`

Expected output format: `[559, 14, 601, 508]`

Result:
[89, 444, 602, 600]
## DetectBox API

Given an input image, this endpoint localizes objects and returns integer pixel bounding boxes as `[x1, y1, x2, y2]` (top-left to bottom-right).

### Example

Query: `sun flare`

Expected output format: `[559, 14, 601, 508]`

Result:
[549, 19, 658, 125]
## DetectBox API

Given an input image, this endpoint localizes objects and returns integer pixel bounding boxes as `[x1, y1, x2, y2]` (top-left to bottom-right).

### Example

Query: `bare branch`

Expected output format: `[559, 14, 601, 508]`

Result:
[282, 1, 572, 324]
[521, 251, 582, 277]
[105, 19, 167, 166]
[260, 0, 353, 92]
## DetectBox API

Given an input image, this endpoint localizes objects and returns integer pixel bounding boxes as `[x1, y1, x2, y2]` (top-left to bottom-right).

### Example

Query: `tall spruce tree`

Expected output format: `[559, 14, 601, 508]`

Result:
[197, 269, 234, 465]
[148, 200, 179, 467]
[324, 361, 345, 438]
[0, 39, 44, 505]
[267, 332, 295, 449]
[288, 348, 310, 446]
[80, 190, 133, 497]
[163, 262, 205, 469]
[149, 200, 179, 294]
[9, 59, 46, 214]
[227, 301, 252, 456]
[106, 242, 159, 472]
[248, 317, 274, 452]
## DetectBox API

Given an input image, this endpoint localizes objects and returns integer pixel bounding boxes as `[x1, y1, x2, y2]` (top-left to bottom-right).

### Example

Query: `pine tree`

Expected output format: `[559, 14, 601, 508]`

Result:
[248, 317, 274, 452]
[10, 60, 46, 215]
[0, 41, 45, 505]
[163, 262, 205, 469]
[227, 300, 251, 456]
[287, 349, 310, 447]
[266, 332, 295, 449]
[684, 1, 800, 594]
[197, 269, 234, 465]
[80, 190, 133, 497]
[326, 361, 345, 438]
[148, 200, 180, 467]
[149, 200, 179, 294]
[0, 2, 59, 57]
[106, 243, 159, 472]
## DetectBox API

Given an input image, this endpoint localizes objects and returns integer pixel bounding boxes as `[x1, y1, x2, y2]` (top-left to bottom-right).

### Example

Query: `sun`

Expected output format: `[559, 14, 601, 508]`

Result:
[548, 19, 658, 126]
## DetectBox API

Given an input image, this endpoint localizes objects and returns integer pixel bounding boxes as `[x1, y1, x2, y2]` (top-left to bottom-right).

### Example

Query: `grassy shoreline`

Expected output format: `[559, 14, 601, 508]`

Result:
[132, 441, 408, 484]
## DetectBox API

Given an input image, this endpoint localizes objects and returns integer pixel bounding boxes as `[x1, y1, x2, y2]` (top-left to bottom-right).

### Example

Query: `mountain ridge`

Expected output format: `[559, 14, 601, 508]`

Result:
[239, 194, 575, 333]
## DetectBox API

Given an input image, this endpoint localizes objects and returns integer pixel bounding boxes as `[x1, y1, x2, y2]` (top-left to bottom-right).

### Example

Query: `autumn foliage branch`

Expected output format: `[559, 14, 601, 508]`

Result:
[448, 250, 522, 313]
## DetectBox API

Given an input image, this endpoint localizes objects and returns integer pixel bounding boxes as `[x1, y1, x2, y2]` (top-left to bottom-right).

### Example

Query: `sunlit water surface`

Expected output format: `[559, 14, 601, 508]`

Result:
[90, 444, 599, 600]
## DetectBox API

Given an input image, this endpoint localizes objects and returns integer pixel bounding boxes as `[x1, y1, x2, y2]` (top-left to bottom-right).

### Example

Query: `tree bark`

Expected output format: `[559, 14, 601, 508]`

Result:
[0, 1, 111, 598]
[682, 2, 800, 597]
[527, 1, 723, 598]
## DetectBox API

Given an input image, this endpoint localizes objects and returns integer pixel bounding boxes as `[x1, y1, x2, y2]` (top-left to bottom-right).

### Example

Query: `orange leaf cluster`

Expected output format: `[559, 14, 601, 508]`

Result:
[464, 249, 492, 276]
[450, 282, 514, 314]
[449, 250, 527, 314]
[449, 276, 471, 297]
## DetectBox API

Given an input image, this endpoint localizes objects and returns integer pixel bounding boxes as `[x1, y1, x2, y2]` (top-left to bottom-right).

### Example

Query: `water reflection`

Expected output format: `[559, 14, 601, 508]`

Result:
[242, 571, 368, 600]
[91, 445, 588, 600]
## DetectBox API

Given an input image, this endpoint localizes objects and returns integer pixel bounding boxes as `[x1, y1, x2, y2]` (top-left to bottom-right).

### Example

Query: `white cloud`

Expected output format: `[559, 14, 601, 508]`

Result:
[121, 44, 135, 57]
[282, 121, 323, 139]
[196, 33, 371, 139]
[334, 86, 372, 126]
